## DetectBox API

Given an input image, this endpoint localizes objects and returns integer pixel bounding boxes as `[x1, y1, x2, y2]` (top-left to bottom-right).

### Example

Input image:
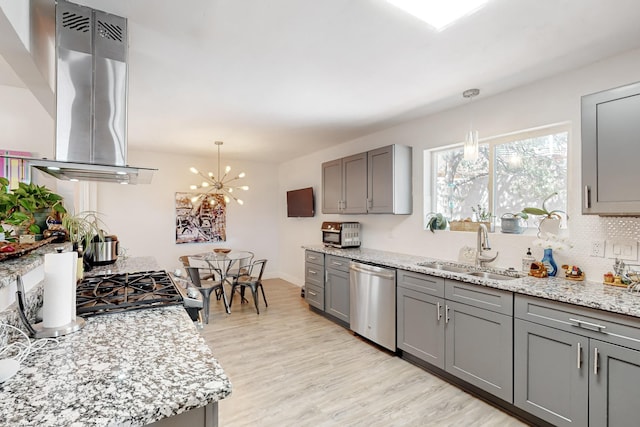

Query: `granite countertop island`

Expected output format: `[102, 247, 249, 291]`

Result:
[0, 252, 231, 427]
[304, 245, 640, 319]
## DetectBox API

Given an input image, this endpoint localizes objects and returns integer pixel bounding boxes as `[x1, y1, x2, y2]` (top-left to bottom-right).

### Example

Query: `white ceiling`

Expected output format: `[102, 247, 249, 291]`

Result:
[4, 0, 640, 163]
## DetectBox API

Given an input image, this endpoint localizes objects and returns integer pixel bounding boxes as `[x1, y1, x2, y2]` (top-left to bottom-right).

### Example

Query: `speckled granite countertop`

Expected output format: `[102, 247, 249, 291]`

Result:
[0, 253, 231, 426]
[0, 306, 231, 426]
[0, 243, 72, 291]
[304, 245, 640, 319]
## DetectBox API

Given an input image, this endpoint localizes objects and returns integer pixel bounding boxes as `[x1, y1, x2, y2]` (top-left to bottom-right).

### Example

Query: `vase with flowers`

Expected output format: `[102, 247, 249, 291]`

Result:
[532, 233, 572, 277]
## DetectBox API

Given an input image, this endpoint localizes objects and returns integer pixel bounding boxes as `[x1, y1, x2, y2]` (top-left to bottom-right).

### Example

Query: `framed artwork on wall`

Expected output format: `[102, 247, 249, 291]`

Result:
[175, 192, 226, 244]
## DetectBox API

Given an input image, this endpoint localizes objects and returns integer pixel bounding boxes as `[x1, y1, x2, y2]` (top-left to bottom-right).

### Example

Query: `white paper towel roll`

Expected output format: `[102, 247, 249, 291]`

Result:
[43, 251, 77, 328]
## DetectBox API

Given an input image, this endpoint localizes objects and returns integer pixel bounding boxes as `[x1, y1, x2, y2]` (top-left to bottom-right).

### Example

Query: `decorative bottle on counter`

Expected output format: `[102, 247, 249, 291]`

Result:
[541, 248, 558, 277]
[522, 248, 535, 273]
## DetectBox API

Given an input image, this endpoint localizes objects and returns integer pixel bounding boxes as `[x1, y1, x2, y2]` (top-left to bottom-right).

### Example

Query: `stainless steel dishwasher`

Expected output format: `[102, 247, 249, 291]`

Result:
[349, 261, 397, 351]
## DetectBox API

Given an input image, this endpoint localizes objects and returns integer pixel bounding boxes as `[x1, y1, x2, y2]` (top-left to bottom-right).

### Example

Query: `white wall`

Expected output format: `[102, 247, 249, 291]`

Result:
[278, 47, 640, 286]
[95, 149, 280, 277]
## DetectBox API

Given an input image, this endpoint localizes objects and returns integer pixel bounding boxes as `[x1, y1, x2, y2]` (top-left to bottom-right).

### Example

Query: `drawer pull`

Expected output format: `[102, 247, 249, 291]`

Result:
[332, 261, 343, 266]
[308, 290, 317, 297]
[594, 347, 599, 375]
[569, 318, 607, 332]
[308, 256, 317, 260]
[577, 342, 582, 369]
[308, 270, 317, 275]
[437, 302, 442, 321]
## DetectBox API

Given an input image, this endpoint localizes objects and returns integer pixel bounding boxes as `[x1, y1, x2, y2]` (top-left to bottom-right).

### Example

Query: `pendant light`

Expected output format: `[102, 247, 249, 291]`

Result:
[463, 88, 480, 162]
[189, 141, 249, 205]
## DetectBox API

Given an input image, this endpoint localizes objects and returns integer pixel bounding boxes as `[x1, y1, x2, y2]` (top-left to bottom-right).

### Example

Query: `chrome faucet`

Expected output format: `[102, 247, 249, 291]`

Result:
[476, 223, 498, 267]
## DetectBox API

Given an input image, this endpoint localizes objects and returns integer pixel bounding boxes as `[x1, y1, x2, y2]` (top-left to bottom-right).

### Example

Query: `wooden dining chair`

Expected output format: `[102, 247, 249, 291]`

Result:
[229, 259, 268, 314]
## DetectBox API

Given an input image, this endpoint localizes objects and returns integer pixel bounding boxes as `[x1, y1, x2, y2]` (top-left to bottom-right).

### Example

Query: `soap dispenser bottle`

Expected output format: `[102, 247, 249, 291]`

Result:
[522, 248, 535, 273]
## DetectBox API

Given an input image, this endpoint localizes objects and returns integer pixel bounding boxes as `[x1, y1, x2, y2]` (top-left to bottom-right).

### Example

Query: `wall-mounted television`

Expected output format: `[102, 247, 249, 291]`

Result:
[287, 187, 315, 217]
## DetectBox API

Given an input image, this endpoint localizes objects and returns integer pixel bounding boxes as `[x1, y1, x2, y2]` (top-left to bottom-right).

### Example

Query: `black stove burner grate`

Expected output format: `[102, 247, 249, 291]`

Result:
[76, 270, 183, 317]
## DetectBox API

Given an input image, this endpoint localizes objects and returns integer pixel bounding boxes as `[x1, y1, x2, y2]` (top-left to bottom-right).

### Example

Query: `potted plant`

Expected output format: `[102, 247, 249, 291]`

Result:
[61, 211, 106, 250]
[521, 192, 567, 237]
[426, 212, 448, 233]
[0, 181, 67, 242]
[500, 212, 528, 234]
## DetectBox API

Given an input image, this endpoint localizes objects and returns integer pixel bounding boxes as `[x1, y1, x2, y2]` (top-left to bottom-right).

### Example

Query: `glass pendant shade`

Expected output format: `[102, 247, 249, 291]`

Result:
[464, 129, 479, 161]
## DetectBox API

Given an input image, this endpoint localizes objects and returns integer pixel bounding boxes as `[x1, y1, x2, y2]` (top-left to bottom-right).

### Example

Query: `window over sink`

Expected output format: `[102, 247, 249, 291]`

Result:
[426, 123, 569, 231]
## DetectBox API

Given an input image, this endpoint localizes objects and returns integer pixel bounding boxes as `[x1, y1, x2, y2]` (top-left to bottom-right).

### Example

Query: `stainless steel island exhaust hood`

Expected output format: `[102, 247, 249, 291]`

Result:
[5, 0, 155, 184]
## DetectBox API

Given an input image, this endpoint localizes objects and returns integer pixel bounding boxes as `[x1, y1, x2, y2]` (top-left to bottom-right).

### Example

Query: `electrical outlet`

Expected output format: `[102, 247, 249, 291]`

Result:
[590, 240, 606, 257]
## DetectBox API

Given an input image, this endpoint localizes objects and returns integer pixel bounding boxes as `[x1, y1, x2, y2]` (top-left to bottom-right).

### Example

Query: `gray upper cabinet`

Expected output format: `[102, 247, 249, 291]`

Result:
[582, 81, 640, 215]
[322, 144, 412, 215]
[321, 159, 343, 214]
[367, 145, 412, 214]
[342, 153, 368, 214]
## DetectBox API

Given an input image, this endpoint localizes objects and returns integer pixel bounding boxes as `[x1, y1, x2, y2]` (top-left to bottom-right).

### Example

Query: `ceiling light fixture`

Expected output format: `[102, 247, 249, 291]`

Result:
[189, 141, 249, 205]
[386, 0, 489, 31]
[463, 88, 480, 162]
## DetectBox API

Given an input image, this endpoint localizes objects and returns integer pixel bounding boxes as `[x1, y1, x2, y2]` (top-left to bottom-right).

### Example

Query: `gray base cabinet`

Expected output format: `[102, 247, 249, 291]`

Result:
[514, 318, 588, 426]
[397, 273, 445, 368]
[589, 340, 640, 427]
[515, 294, 640, 427]
[397, 271, 513, 403]
[325, 255, 350, 323]
[304, 251, 325, 310]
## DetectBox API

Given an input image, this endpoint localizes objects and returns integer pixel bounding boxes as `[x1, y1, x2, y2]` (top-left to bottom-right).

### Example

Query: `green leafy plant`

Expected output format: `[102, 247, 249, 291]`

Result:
[0, 180, 67, 235]
[61, 211, 107, 248]
[502, 211, 529, 220]
[426, 212, 448, 233]
[471, 204, 492, 222]
[521, 192, 567, 219]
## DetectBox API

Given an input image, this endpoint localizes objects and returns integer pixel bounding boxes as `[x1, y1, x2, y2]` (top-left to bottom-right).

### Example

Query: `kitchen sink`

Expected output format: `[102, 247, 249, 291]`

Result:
[417, 261, 470, 274]
[465, 271, 518, 281]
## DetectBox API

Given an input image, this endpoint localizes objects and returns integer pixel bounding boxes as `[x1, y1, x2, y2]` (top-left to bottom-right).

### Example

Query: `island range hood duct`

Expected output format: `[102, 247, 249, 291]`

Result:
[14, 0, 155, 184]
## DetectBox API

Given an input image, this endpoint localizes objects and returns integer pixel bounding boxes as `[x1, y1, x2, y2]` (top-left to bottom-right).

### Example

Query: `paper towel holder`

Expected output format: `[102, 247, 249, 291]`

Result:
[15, 275, 85, 339]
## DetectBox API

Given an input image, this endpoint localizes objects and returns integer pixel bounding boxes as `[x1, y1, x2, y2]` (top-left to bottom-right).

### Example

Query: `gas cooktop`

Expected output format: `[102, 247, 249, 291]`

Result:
[76, 270, 183, 317]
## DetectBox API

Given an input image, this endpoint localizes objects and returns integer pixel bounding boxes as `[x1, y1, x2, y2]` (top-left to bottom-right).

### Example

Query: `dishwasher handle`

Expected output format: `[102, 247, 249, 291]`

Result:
[349, 262, 395, 279]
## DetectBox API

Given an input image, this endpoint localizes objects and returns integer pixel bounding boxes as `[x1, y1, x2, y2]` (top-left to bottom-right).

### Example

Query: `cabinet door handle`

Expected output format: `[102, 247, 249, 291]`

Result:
[437, 302, 441, 321]
[569, 318, 607, 332]
[367, 198, 373, 208]
[584, 185, 591, 209]
[445, 305, 450, 324]
[577, 342, 582, 369]
[594, 347, 599, 375]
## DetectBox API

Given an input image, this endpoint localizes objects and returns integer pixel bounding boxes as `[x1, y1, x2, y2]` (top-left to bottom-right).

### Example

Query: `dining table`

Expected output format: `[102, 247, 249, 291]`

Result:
[187, 250, 254, 320]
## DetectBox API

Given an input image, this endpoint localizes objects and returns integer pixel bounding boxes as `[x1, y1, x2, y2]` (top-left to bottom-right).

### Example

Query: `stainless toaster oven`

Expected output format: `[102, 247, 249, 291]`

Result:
[321, 222, 361, 248]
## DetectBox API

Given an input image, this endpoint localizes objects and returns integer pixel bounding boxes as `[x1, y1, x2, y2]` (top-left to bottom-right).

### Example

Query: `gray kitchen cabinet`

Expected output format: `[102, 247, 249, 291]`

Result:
[321, 153, 367, 214]
[589, 340, 640, 427]
[321, 159, 343, 214]
[515, 294, 640, 427]
[397, 271, 445, 368]
[321, 144, 411, 215]
[514, 318, 589, 427]
[304, 250, 325, 310]
[325, 255, 350, 323]
[582, 81, 640, 215]
[444, 281, 513, 403]
[367, 145, 412, 214]
[396, 271, 513, 403]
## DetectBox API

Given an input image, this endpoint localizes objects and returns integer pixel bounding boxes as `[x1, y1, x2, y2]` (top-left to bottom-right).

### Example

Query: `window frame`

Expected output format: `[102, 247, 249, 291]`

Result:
[424, 122, 571, 231]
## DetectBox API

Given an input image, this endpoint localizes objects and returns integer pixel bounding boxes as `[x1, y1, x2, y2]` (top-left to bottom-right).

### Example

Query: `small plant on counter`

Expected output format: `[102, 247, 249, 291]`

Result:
[426, 212, 448, 233]
[61, 211, 107, 249]
[471, 204, 492, 222]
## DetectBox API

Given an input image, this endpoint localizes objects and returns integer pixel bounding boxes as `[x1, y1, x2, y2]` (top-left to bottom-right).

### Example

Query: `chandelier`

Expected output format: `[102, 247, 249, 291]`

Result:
[189, 141, 249, 205]
[463, 88, 480, 162]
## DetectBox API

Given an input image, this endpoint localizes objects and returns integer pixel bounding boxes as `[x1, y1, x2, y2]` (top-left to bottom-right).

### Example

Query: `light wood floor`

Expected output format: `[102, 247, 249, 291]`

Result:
[200, 279, 527, 427]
